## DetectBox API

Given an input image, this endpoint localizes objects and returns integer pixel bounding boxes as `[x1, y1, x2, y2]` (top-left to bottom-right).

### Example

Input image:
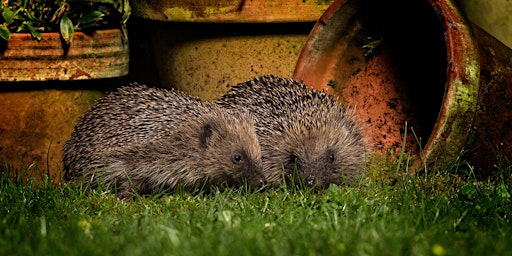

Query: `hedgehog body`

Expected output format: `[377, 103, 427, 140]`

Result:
[63, 83, 265, 198]
[216, 75, 367, 188]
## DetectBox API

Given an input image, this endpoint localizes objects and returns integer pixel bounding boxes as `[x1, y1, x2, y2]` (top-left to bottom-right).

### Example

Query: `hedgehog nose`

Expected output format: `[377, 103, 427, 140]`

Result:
[306, 175, 315, 187]
[259, 178, 266, 187]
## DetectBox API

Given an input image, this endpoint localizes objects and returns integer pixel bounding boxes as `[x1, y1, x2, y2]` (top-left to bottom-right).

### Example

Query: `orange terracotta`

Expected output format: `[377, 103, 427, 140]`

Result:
[0, 28, 130, 181]
[0, 87, 105, 181]
[0, 29, 129, 81]
[129, 1, 332, 101]
[294, 0, 512, 175]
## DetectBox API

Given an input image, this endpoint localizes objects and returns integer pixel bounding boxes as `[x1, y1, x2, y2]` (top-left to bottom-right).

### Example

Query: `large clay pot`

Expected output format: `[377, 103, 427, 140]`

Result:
[293, 0, 512, 175]
[0, 29, 129, 81]
[130, 0, 333, 22]
[0, 86, 105, 181]
[130, 0, 334, 101]
[458, 0, 512, 49]
[0, 29, 130, 181]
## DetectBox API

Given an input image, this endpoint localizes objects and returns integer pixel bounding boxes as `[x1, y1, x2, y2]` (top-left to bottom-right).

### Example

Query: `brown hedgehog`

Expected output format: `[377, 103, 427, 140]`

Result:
[63, 83, 265, 198]
[216, 75, 367, 188]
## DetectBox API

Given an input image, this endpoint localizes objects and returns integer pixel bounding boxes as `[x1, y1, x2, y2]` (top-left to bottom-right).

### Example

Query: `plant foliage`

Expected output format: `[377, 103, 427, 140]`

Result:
[0, 0, 130, 43]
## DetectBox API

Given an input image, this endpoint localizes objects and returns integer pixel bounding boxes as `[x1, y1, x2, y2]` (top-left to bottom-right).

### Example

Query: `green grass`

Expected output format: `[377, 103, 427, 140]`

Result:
[1, 157, 511, 256]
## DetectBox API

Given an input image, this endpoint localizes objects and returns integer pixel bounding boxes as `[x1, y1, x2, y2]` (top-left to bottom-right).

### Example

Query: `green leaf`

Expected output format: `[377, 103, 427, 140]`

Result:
[24, 23, 42, 41]
[24, 8, 39, 22]
[60, 15, 74, 44]
[99, 5, 108, 13]
[497, 184, 511, 199]
[460, 184, 477, 199]
[2, 7, 15, 24]
[0, 24, 11, 41]
[120, 0, 131, 25]
[77, 11, 103, 25]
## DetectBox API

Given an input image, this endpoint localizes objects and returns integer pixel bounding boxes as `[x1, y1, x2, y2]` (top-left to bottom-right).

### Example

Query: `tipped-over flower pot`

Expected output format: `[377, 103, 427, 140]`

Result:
[293, 0, 512, 176]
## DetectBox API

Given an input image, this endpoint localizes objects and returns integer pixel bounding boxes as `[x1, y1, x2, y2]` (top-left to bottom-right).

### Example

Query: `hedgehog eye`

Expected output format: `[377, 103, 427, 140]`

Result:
[232, 154, 244, 164]
[328, 154, 335, 162]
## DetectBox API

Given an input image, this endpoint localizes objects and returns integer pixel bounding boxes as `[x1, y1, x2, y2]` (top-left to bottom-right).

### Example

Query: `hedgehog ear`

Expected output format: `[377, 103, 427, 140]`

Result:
[200, 123, 214, 148]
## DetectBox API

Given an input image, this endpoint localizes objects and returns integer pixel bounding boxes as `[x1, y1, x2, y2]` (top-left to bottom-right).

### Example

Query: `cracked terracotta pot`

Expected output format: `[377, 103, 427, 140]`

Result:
[293, 0, 512, 175]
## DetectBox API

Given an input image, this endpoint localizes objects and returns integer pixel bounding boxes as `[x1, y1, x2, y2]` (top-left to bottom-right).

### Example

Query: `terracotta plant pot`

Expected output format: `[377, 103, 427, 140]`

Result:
[130, 0, 333, 22]
[293, 0, 512, 175]
[0, 29, 129, 81]
[130, 0, 334, 101]
[0, 87, 105, 182]
[458, 0, 512, 49]
[0, 28, 130, 181]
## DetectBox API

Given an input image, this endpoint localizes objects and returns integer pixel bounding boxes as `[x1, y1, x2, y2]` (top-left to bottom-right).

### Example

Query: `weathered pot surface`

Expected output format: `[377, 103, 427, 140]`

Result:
[129, 0, 335, 101]
[0, 29, 129, 81]
[0, 84, 106, 181]
[294, 0, 512, 175]
[0, 28, 129, 180]
[130, 0, 334, 22]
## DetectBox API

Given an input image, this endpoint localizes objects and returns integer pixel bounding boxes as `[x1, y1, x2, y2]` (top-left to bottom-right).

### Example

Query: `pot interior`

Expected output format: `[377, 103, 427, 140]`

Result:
[294, 0, 448, 163]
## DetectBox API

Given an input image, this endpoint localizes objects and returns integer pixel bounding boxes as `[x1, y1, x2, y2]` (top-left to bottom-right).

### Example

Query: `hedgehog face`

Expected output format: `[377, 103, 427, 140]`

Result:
[216, 74, 367, 189]
[273, 136, 347, 189]
[227, 149, 266, 188]
[200, 114, 266, 189]
[297, 133, 358, 188]
[262, 114, 366, 188]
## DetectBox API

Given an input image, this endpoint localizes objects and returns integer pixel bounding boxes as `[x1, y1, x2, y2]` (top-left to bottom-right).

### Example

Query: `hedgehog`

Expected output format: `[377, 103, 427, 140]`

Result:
[215, 75, 367, 188]
[63, 83, 265, 198]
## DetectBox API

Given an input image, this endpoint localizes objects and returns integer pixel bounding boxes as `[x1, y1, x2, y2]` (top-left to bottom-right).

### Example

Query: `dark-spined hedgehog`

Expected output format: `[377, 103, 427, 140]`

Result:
[216, 75, 367, 188]
[63, 83, 265, 198]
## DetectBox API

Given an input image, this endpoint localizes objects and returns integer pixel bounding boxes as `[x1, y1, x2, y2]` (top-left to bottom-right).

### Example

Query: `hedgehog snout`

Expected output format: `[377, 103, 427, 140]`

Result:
[306, 175, 315, 187]
[245, 176, 267, 189]
[258, 178, 266, 187]
[243, 164, 267, 188]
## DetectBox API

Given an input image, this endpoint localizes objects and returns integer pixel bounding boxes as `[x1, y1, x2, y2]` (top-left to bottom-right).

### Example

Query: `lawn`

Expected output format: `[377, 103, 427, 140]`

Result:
[1, 155, 511, 256]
